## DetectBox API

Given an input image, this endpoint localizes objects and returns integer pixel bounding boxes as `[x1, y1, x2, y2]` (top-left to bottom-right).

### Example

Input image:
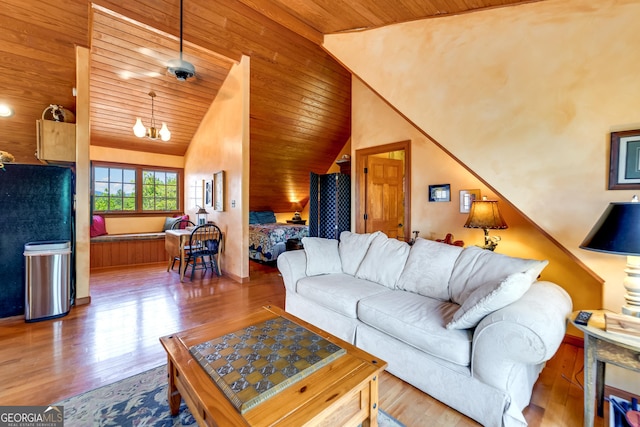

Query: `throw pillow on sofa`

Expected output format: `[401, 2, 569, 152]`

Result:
[396, 238, 463, 301]
[301, 237, 342, 276]
[355, 233, 411, 289]
[446, 268, 539, 329]
[339, 231, 381, 275]
[448, 246, 548, 305]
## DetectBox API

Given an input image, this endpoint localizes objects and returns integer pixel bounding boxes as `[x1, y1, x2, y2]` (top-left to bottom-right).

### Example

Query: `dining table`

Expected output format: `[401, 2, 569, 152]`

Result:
[166, 228, 222, 282]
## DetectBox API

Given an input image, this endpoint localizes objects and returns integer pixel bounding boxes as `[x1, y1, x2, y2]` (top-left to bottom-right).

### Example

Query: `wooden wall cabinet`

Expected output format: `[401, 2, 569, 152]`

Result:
[36, 120, 76, 162]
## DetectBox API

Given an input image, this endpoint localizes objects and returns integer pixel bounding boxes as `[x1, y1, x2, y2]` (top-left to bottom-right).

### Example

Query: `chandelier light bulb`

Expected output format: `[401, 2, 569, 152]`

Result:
[133, 118, 146, 138]
[159, 122, 171, 141]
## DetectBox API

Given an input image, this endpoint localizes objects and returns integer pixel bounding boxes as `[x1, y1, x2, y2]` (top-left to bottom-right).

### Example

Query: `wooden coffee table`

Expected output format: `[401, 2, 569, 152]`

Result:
[159, 305, 388, 427]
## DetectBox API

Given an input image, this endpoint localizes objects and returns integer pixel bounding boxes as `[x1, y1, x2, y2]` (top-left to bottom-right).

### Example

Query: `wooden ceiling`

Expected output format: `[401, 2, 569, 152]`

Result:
[1, 0, 538, 213]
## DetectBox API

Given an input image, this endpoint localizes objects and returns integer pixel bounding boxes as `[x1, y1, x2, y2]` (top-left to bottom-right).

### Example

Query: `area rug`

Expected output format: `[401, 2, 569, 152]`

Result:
[55, 365, 405, 426]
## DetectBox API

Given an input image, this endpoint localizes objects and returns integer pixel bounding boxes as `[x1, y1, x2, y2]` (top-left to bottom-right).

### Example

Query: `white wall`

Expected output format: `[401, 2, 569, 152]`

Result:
[184, 55, 250, 281]
[325, 0, 640, 394]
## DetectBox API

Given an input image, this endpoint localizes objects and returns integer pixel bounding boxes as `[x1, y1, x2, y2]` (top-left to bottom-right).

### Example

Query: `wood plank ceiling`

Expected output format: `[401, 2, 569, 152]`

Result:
[0, 0, 539, 213]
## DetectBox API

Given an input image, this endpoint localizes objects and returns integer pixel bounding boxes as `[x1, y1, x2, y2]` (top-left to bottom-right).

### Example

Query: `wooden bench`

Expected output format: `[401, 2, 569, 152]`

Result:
[90, 232, 167, 269]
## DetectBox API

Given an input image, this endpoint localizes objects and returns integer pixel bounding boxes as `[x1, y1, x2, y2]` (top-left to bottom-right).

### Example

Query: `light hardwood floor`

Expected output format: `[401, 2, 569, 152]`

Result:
[0, 261, 603, 425]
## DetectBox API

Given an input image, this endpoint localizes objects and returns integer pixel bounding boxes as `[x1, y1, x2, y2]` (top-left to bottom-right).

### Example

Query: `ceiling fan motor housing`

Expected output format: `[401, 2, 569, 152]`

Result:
[167, 58, 195, 81]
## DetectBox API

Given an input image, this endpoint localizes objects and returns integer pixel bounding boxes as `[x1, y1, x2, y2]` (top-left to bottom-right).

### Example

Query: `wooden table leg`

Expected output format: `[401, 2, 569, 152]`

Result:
[179, 246, 186, 282]
[584, 334, 597, 427]
[596, 360, 605, 417]
[167, 358, 182, 416]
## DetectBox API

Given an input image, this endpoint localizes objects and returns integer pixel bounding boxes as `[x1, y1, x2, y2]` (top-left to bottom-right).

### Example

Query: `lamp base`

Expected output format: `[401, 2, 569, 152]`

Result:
[622, 305, 640, 318]
[481, 229, 501, 251]
[622, 256, 640, 318]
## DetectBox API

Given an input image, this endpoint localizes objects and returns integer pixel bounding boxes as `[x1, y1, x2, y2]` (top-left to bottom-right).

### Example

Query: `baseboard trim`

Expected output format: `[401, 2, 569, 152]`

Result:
[75, 296, 91, 306]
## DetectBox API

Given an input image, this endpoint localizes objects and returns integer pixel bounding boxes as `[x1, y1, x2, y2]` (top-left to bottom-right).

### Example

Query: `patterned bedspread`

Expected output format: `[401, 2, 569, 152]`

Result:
[249, 223, 308, 262]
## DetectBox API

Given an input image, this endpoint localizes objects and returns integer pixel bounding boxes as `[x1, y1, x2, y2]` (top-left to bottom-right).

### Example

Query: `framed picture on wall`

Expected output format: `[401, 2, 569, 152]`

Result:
[204, 180, 213, 207]
[609, 129, 640, 189]
[213, 170, 224, 212]
[428, 184, 450, 202]
[459, 189, 481, 213]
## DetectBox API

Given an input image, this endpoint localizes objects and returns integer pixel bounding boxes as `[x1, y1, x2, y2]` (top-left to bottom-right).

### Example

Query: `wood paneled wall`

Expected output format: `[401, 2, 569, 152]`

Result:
[90, 238, 167, 269]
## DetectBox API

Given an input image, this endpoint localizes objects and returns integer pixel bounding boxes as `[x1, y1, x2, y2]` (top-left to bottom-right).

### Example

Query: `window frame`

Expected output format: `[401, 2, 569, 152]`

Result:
[91, 161, 184, 216]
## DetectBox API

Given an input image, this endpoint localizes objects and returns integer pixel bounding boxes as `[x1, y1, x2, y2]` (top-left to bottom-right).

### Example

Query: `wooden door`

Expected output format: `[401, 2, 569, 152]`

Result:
[365, 156, 404, 238]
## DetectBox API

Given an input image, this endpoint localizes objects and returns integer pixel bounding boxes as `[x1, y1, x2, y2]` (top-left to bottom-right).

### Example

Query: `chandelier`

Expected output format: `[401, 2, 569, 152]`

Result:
[132, 91, 171, 141]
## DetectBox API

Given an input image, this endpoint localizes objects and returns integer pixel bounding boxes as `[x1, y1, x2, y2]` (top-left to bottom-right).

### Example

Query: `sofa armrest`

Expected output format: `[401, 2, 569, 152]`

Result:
[471, 281, 572, 389]
[277, 250, 308, 293]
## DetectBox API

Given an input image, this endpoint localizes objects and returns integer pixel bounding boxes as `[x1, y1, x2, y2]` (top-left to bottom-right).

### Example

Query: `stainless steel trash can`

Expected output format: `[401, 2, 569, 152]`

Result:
[24, 240, 71, 322]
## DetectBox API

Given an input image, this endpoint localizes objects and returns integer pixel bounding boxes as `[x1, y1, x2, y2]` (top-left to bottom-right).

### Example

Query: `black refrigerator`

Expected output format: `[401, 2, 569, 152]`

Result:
[0, 164, 74, 319]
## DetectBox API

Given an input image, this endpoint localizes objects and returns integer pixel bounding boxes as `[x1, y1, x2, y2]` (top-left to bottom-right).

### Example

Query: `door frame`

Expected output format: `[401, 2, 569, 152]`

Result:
[355, 140, 411, 241]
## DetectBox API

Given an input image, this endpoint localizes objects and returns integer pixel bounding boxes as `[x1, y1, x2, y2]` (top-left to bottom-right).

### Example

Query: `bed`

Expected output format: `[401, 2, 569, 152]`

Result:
[248, 211, 309, 262]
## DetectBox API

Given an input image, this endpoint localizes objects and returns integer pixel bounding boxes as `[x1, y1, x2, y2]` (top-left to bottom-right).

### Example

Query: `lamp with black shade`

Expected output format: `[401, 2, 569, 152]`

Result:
[464, 198, 508, 251]
[580, 196, 640, 317]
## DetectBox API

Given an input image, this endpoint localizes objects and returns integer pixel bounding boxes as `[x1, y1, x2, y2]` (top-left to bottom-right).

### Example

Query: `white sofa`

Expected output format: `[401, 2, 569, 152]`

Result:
[277, 231, 572, 427]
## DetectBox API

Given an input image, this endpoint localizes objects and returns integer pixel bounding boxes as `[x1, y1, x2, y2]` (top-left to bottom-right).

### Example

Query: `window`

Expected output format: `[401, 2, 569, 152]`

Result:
[94, 166, 136, 212]
[142, 170, 178, 211]
[93, 162, 182, 214]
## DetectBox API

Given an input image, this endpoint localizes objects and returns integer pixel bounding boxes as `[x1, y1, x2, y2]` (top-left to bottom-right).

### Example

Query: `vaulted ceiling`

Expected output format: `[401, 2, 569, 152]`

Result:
[1, 0, 539, 212]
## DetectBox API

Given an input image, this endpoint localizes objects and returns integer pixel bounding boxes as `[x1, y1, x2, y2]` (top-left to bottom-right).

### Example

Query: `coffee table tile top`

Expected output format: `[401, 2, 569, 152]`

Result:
[189, 316, 346, 414]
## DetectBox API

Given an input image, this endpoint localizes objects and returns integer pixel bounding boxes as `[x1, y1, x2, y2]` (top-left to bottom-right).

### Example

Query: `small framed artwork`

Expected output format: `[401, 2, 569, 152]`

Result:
[213, 170, 225, 211]
[428, 184, 450, 202]
[609, 129, 640, 189]
[204, 180, 213, 207]
[459, 189, 481, 213]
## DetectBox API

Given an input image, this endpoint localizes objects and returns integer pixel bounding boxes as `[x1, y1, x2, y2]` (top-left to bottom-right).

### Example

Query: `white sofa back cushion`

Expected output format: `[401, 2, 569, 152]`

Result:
[301, 237, 342, 276]
[448, 246, 548, 305]
[339, 231, 380, 275]
[355, 233, 411, 289]
[446, 268, 538, 329]
[396, 238, 463, 301]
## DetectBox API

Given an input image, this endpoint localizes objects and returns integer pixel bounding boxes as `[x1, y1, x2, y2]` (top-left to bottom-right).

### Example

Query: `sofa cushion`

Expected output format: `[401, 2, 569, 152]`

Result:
[339, 231, 380, 275]
[356, 233, 411, 289]
[357, 291, 472, 366]
[447, 268, 537, 330]
[448, 246, 548, 305]
[296, 274, 391, 318]
[396, 238, 463, 301]
[301, 237, 342, 276]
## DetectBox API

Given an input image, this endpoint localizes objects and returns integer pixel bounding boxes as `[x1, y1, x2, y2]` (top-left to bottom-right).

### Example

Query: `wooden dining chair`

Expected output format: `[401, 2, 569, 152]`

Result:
[183, 223, 223, 280]
[169, 219, 196, 271]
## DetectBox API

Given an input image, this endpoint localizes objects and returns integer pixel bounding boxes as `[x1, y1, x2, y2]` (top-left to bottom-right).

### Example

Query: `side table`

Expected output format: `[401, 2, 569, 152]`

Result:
[570, 310, 640, 427]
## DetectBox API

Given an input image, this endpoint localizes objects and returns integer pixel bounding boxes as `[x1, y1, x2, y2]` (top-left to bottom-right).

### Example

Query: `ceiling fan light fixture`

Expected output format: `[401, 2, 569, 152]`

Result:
[167, 58, 195, 81]
[133, 91, 170, 141]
